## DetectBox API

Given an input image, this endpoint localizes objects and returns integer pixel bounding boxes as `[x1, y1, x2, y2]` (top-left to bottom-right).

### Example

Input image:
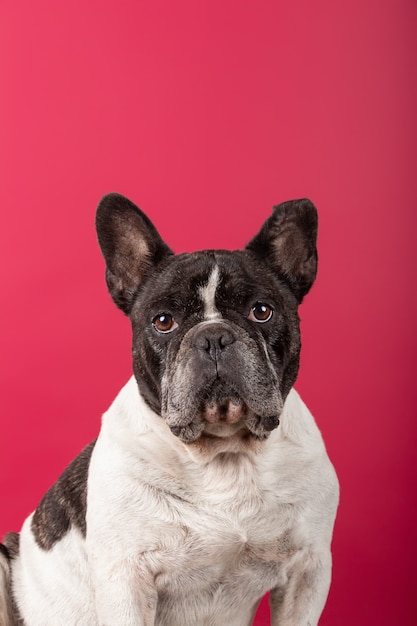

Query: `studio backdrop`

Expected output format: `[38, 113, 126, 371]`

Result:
[1, 1, 416, 624]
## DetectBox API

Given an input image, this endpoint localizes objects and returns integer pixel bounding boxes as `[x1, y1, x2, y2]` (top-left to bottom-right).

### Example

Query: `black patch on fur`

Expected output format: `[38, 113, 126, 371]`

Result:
[0, 542, 10, 560]
[31, 441, 96, 551]
[1, 533, 23, 625]
[2, 532, 19, 559]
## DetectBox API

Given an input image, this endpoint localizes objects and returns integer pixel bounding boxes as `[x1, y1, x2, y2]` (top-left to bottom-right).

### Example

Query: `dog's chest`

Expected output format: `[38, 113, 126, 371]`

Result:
[142, 455, 302, 600]
[156, 507, 296, 594]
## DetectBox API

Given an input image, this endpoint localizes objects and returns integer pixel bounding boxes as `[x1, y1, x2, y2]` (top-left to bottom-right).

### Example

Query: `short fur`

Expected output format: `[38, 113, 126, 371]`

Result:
[0, 194, 338, 625]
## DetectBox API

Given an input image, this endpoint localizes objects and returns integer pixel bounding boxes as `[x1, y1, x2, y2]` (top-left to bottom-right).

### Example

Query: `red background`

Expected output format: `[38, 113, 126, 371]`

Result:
[1, 1, 416, 624]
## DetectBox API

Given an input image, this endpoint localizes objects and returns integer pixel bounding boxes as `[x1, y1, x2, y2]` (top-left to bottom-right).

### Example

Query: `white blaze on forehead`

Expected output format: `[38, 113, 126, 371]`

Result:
[199, 265, 222, 320]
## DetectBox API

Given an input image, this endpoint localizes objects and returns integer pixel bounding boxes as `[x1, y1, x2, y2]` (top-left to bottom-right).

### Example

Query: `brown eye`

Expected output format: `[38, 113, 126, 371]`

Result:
[152, 313, 178, 334]
[248, 302, 273, 323]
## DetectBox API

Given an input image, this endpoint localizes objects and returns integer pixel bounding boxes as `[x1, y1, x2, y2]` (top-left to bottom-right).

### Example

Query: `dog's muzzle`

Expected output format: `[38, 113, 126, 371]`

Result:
[163, 321, 283, 443]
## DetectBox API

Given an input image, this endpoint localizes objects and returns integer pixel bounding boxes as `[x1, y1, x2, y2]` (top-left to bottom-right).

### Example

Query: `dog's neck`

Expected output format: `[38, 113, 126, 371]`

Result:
[102, 376, 325, 467]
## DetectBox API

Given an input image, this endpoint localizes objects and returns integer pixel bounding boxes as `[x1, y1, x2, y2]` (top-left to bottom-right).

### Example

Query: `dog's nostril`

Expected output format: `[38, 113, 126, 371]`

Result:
[194, 334, 210, 351]
[219, 330, 235, 348]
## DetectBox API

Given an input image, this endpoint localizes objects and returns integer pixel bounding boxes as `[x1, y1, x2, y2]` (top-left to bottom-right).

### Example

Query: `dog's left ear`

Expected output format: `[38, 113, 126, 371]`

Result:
[246, 199, 318, 303]
[96, 193, 174, 314]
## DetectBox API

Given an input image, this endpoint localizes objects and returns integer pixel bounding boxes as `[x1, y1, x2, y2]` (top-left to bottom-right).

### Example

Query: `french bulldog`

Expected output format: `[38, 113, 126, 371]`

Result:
[0, 193, 339, 626]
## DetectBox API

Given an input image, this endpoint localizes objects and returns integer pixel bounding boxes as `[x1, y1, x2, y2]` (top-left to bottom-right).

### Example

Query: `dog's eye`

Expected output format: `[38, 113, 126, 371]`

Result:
[248, 302, 273, 323]
[152, 313, 178, 334]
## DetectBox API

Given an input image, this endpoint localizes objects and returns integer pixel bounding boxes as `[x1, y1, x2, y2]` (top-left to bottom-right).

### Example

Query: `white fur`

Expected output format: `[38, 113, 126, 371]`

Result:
[12, 524, 93, 625]
[199, 265, 222, 320]
[8, 377, 338, 625]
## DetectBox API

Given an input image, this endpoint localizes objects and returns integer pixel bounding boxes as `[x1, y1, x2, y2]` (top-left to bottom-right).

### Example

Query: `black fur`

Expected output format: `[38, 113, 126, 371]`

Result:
[246, 198, 318, 303]
[2, 533, 19, 560]
[96, 193, 173, 314]
[0, 543, 10, 560]
[31, 441, 96, 550]
[129, 249, 302, 418]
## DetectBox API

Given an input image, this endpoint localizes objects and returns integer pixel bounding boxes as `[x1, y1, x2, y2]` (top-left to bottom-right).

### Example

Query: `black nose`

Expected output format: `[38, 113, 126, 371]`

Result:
[193, 324, 236, 361]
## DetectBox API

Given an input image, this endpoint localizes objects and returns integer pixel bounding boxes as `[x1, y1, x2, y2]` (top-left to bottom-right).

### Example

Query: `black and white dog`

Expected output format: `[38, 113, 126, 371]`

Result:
[0, 194, 339, 625]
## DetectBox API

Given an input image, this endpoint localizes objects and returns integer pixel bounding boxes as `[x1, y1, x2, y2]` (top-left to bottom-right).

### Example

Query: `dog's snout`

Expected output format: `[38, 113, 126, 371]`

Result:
[193, 325, 236, 361]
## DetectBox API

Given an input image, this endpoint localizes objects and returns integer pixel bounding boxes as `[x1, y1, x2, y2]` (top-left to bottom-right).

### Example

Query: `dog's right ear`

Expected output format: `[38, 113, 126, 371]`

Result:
[96, 193, 173, 314]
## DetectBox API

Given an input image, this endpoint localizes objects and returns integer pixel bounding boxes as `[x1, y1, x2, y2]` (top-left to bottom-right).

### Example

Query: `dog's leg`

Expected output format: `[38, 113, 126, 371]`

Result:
[270, 550, 332, 626]
[90, 556, 158, 626]
[0, 546, 17, 626]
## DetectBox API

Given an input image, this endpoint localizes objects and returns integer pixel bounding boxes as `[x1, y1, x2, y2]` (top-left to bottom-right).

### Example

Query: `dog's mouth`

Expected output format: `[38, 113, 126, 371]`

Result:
[168, 400, 248, 441]
[175, 403, 272, 461]
[168, 393, 280, 447]
[164, 372, 282, 450]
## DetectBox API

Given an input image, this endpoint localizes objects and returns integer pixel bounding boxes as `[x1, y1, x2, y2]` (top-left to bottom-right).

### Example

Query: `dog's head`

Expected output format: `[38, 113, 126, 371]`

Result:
[96, 194, 317, 452]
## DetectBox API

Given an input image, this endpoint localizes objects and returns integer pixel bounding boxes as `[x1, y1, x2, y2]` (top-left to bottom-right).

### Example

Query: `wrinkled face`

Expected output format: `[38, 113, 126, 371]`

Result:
[130, 250, 301, 446]
[95, 193, 318, 454]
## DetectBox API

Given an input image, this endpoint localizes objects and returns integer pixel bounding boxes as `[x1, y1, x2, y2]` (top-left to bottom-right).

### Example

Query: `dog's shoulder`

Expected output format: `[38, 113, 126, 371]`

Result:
[273, 388, 340, 529]
[243, 388, 339, 532]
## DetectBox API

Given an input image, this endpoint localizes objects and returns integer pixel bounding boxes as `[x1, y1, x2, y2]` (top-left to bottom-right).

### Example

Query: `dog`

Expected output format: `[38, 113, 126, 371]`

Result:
[0, 193, 339, 625]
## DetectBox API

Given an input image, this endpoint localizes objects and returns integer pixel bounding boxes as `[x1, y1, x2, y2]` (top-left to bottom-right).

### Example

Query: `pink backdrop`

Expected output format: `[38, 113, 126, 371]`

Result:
[1, 1, 416, 624]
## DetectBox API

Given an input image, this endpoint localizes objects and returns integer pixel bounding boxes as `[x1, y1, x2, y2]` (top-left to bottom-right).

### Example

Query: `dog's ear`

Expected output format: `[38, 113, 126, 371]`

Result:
[246, 199, 318, 303]
[96, 193, 173, 314]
